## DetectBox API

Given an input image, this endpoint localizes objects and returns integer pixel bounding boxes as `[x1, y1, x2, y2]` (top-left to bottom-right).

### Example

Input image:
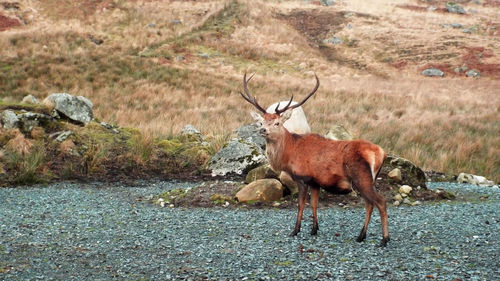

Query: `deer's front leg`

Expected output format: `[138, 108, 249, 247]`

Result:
[291, 181, 308, 236]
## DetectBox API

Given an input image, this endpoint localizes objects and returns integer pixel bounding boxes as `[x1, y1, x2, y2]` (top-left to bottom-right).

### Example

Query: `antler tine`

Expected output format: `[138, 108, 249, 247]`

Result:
[274, 94, 294, 115]
[288, 73, 320, 111]
[241, 72, 267, 114]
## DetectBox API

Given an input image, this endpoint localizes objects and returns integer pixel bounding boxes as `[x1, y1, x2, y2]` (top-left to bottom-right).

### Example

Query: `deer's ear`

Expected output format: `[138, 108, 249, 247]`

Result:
[250, 111, 264, 123]
[281, 110, 293, 122]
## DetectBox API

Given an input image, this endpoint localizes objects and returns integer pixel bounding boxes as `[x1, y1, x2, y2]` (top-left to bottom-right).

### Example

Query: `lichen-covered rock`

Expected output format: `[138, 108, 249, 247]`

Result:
[1, 110, 19, 129]
[17, 112, 54, 134]
[399, 185, 413, 195]
[208, 138, 266, 176]
[44, 93, 93, 125]
[245, 164, 278, 183]
[234, 123, 266, 149]
[180, 124, 204, 142]
[236, 179, 284, 202]
[381, 155, 427, 188]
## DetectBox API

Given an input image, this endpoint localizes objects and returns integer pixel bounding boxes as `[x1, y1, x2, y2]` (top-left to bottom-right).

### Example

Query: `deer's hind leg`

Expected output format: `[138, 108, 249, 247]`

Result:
[352, 166, 390, 247]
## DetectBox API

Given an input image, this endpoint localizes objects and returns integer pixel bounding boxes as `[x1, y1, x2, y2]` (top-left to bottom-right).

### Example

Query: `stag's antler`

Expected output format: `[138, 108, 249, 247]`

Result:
[239, 72, 267, 114]
[274, 73, 320, 115]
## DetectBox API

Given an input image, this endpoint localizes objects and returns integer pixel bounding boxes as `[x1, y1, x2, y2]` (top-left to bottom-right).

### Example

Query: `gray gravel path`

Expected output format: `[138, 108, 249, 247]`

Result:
[0, 181, 499, 280]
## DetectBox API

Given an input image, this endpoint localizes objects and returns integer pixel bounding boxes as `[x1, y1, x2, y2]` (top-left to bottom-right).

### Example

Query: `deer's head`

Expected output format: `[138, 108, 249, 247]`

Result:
[239, 73, 319, 141]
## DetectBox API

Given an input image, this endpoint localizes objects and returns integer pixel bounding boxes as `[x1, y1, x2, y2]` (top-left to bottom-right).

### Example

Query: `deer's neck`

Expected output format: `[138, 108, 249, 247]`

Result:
[265, 129, 294, 173]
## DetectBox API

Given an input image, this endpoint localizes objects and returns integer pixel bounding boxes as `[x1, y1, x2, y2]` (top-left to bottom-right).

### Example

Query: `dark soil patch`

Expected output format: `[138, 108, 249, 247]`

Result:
[0, 13, 20, 31]
[276, 9, 347, 46]
[167, 178, 452, 210]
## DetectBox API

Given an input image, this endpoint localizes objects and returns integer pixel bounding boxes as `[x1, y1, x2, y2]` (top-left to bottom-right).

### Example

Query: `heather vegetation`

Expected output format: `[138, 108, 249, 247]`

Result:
[0, 0, 499, 183]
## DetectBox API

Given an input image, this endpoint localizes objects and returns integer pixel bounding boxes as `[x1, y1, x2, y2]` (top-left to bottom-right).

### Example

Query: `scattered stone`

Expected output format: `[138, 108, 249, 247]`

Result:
[388, 168, 402, 182]
[175, 55, 185, 61]
[461, 28, 472, 34]
[451, 23, 463, 28]
[21, 95, 39, 104]
[325, 124, 353, 140]
[403, 198, 411, 204]
[381, 155, 427, 188]
[99, 122, 119, 134]
[171, 19, 182, 25]
[1, 110, 19, 129]
[44, 93, 93, 125]
[393, 194, 403, 202]
[320, 0, 335, 6]
[49, 130, 73, 142]
[465, 69, 480, 77]
[457, 173, 496, 187]
[445, 2, 466, 14]
[393, 200, 401, 206]
[245, 164, 278, 183]
[198, 53, 210, 59]
[147, 23, 156, 28]
[422, 68, 444, 77]
[180, 124, 203, 140]
[399, 185, 413, 195]
[323, 36, 343, 45]
[208, 138, 266, 176]
[345, 23, 353, 29]
[427, 6, 437, 11]
[236, 179, 284, 203]
[411, 201, 422, 206]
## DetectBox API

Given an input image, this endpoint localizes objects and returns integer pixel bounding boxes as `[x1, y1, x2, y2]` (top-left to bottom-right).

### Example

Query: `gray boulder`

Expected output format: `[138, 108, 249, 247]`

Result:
[446, 2, 466, 14]
[422, 68, 444, 77]
[466, 69, 480, 77]
[208, 138, 267, 177]
[180, 124, 204, 142]
[234, 123, 266, 149]
[380, 155, 427, 188]
[1, 110, 19, 129]
[44, 93, 93, 125]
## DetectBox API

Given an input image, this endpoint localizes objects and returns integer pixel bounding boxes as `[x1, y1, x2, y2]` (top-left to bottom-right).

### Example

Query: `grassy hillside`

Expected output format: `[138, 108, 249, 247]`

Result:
[1, 0, 499, 182]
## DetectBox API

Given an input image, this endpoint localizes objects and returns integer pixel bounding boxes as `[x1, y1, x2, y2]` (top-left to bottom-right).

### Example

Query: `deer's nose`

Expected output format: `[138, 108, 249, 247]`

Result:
[259, 128, 267, 135]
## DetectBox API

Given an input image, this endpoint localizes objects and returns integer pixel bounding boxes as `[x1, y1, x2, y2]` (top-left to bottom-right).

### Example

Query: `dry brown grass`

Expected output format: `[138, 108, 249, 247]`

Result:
[1, 0, 499, 182]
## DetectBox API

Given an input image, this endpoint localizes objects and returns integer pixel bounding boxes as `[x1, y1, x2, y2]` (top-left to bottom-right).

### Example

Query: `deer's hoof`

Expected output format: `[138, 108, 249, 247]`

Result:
[356, 234, 366, 242]
[379, 237, 390, 247]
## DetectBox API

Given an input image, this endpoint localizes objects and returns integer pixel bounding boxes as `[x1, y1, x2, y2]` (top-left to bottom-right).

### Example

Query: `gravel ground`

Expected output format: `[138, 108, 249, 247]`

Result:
[0, 181, 499, 280]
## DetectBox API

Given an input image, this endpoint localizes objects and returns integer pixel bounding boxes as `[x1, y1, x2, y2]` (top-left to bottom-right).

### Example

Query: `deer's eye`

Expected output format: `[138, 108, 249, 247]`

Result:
[274, 122, 280, 127]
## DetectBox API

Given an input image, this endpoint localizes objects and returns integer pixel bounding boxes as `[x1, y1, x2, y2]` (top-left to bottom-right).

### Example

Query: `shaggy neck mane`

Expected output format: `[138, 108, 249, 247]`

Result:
[265, 128, 294, 172]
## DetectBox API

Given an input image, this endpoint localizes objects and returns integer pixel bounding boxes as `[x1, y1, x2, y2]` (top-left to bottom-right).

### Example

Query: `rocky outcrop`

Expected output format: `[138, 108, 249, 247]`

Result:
[234, 123, 266, 149]
[1, 110, 19, 129]
[245, 164, 278, 183]
[236, 179, 284, 202]
[381, 155, 427, 188]
[44, 93, 93, 125]
[445, 2, 466, 14]
[208, 138, 266, 177]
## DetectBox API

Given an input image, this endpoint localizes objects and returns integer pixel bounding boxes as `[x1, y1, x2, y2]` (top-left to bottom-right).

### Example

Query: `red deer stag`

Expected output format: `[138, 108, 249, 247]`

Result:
[239, 73, 390, 247]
